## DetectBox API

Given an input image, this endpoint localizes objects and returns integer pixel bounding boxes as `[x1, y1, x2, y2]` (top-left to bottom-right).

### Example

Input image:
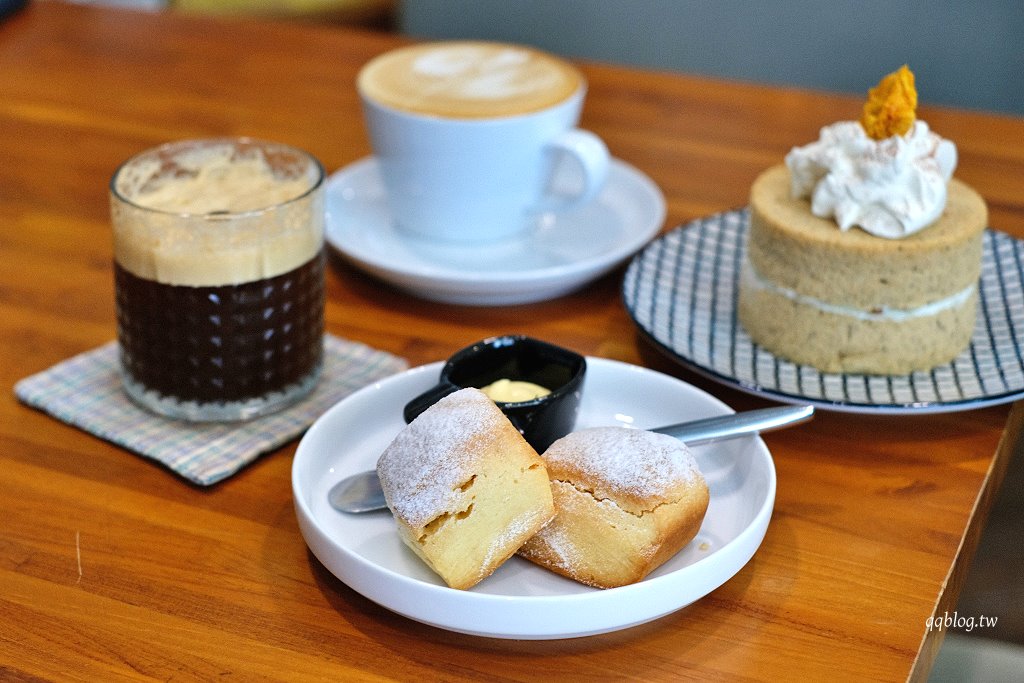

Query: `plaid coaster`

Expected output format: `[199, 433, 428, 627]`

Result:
[13, 335, 407, 486]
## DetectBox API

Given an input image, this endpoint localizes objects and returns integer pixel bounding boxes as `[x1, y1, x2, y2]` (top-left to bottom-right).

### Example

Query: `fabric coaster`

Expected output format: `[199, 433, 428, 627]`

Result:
[13, 335, 408, 486]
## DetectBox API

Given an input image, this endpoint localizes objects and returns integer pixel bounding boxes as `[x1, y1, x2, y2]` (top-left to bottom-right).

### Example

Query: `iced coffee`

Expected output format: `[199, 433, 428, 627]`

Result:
[110, 138, 325, 421]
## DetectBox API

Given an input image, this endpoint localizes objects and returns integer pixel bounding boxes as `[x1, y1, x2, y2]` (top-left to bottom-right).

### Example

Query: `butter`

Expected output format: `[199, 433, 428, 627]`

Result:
[480, 378, 551, 403]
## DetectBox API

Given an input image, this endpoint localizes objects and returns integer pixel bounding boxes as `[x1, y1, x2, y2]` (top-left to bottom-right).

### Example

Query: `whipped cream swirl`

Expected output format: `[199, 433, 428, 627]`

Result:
[785, 120, 957, 238]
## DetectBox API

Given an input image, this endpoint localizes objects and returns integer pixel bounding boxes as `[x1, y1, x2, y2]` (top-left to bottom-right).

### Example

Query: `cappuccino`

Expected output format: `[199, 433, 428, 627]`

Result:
[358, 41, 583, 119]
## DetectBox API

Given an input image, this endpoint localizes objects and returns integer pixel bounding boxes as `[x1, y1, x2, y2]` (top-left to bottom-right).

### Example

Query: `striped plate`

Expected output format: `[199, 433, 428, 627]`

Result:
[622, 208, 1024, 414]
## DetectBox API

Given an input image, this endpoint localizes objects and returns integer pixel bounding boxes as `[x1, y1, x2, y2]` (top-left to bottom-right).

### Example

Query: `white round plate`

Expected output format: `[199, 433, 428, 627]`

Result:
[292, 357, 776, 639]
[324, 157, 665, 306]
[623, 210, 1024, 414]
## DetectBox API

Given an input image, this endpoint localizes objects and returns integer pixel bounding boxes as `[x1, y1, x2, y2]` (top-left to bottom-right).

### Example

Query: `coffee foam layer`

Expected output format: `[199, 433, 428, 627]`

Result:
[112, 142, 323, 286]
[358, 41, 582, 118]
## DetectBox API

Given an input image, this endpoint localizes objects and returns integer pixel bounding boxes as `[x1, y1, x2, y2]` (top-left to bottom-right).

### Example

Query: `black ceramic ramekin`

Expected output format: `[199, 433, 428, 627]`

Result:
[403, 335, 586, 452]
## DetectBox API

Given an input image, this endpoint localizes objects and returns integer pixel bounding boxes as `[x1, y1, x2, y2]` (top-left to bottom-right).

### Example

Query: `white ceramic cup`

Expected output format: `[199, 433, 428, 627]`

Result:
[357, 41, 610, 244]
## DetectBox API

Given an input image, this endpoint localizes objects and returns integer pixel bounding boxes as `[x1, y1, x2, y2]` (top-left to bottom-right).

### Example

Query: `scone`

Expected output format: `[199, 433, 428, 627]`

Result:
[518, 427, 709, 589]
[376, 387, 555, 590]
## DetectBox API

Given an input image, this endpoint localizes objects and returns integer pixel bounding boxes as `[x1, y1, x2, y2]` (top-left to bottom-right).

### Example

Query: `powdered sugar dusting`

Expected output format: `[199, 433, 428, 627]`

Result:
[377, 388, 502, 529]
[544, 427, 699, 500]
[482, 509, 542, 570]
[529, 518, 584, 575]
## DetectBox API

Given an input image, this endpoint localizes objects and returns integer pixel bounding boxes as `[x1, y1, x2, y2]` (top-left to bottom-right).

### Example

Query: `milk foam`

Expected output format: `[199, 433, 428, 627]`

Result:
[358, 41, 582, 118]
[111, 141, 324, 286]
[412, 45, 559, 100]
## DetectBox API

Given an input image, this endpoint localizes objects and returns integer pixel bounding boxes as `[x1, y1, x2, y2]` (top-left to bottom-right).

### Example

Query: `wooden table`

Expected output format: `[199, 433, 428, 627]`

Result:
[3, 3, 1022, 680]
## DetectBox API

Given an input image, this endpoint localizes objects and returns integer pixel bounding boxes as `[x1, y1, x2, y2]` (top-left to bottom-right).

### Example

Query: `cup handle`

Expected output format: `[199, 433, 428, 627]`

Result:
[533, 128, 610, 214]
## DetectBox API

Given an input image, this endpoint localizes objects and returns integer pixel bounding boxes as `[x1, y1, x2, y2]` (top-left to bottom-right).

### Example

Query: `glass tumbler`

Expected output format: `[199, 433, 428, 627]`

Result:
[110, 138, 326, 421]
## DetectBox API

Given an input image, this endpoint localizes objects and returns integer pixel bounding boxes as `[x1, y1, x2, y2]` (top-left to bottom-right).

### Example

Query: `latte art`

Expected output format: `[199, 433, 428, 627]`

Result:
[411, 45, 561, 100]
[358, 41, 582, 118]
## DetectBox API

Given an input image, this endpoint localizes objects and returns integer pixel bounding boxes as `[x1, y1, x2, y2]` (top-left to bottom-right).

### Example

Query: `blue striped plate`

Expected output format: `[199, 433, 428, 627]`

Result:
[622, 208, 1024, 414]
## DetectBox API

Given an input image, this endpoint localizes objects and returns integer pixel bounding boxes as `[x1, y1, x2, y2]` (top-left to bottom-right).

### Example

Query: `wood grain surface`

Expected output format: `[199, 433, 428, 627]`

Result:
[3, 3, 1023, 681]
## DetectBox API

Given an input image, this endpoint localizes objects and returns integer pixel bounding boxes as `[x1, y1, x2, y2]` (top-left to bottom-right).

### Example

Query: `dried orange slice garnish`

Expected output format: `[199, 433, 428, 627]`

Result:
[860, 65, 917, 140]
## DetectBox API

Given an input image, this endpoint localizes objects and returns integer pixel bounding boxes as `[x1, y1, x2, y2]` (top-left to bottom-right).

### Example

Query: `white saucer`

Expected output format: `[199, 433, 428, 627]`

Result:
[292, 357, 776, 639]
[324, 157, 665, 306]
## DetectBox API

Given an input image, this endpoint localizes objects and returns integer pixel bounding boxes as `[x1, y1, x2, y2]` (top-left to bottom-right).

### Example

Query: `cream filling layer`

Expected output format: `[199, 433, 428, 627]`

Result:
[741, 261, 975, 322]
